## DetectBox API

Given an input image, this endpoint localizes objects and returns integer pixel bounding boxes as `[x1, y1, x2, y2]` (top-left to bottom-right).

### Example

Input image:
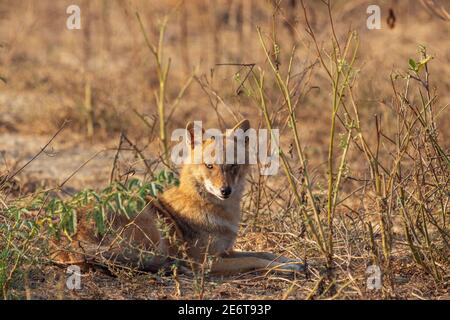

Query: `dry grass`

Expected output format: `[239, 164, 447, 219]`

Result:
[0, 0, 449, 300]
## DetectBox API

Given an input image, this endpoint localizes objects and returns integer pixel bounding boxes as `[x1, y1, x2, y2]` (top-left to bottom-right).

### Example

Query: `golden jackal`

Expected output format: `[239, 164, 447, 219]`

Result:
[51, 120, 304, 275]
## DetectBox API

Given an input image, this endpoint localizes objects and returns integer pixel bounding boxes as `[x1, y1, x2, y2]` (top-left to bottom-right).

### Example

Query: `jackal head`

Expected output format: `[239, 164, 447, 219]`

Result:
[182, 119, 251, 201]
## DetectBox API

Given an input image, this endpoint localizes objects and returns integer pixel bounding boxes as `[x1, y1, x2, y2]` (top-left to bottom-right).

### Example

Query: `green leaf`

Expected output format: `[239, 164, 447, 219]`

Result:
[93, 207, 106, 235]
[149, 182, 163, 197]
[158, 170, 165, 183]
[115, 193, 129, 218]
[128, 178, 140, 190]
[408, 58, 418, 72]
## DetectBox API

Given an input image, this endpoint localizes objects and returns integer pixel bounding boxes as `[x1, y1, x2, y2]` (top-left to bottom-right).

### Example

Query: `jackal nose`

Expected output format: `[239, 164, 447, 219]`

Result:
[220, 186, 232, 197]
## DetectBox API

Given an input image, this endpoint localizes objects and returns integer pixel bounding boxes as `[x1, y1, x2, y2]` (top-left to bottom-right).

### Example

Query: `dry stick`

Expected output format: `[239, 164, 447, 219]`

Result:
[300, 1, 332, 80]
[415, 154, 441, 280]
[410, 55, 450, 167]
[132, 110, 158, 141]
[294, 4, 358, 272]
[391, 52, 445, 283]
[165, 69, 196, 124]
[197, 237, 212, 300]
[305, 276, 325, 300]
[326, 36, 359, 272]
[257, 27, 326, 250]
[325, 39, 344, 270]
[374, 115, 391, 268]
[1, 120, 69, 187]
[110, 132, 125, 184]
[384, 78, 421, 276]
[253, 167, 263, 228]
[121, 134, 152, 175]
[194, 76, 224, 128]
[256, 70, 326, 256]
[58, 149, 111, 189]
[194, 75, 239, 124]
[405, 80, 450, 166]
[324, 0, 341, 54]
[136, 10, 176, 164]
[308, 29, 356, 245]
[215, 63, 256, 95]
[302, 0, 388, 281]
[332, 129, 352, 210]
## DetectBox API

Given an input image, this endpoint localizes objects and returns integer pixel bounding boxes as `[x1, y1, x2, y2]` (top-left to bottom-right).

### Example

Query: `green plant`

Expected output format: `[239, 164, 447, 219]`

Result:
[136, 7, 195, 165]
[0, 171, 179, 298]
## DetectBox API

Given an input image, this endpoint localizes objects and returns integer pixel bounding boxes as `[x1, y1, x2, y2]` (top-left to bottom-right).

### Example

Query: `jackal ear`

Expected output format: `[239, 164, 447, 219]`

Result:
[186, 121, 204, 149]
[231, 119, 250, 133]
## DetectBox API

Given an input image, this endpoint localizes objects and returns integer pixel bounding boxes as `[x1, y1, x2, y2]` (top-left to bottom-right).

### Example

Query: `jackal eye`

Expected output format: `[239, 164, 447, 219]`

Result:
[205, 163, 213, 169]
